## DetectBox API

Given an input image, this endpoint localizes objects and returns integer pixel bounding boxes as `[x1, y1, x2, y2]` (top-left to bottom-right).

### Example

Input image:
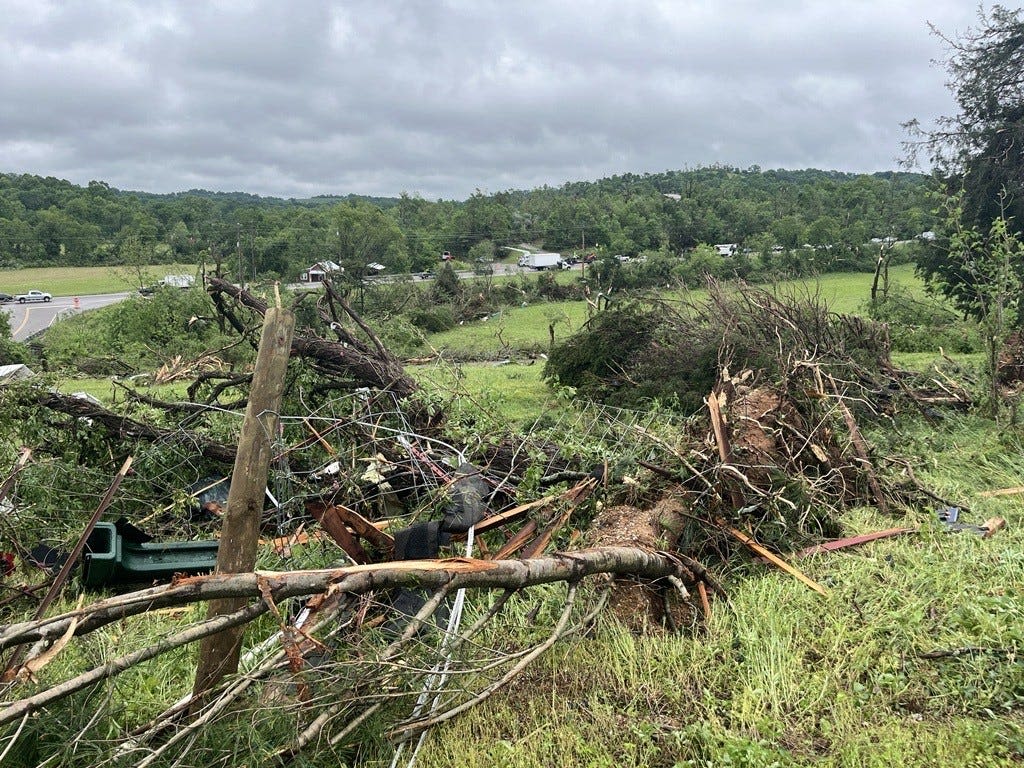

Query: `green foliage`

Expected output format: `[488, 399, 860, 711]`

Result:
[677, 243, 728, 285]
[0, 166, 931, 289]
[468, 238, 495, 264]
[867, 285, 981, 353]
[42, 288, 245, 373]
[0, 309, 29, 365]
[409, 304, 457, 333]
[543, 303, 658, 401]
[911, 7, 1024, 324]
[545, 285, 893, 415]
[432, 262, 462, 301]
[909, 6, 1024, 232]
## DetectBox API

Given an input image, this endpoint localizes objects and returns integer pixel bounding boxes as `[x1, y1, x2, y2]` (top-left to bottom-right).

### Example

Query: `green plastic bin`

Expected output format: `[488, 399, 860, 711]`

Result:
[83, 522, 220, 587]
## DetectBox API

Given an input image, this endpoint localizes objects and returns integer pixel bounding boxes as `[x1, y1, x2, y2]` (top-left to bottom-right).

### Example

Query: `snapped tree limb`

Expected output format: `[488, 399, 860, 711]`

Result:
[207, 277, 420, 402]
[0, 547, 700, 658]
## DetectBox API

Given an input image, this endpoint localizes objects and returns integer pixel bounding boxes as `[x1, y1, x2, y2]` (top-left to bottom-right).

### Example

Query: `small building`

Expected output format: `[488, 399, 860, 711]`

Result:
[662, 193, 682, 201]
[299, 260, 343, 283]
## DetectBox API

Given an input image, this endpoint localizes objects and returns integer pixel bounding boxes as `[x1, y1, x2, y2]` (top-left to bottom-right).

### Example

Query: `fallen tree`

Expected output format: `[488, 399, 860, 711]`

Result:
[31, 390, 237, 465]
[0, 547, 717, 765]
[207, 276, 421, 402]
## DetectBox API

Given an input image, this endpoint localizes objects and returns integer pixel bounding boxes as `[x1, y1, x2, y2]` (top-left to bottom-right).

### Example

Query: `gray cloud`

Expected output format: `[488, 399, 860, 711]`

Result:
[0, 0, 983, 199]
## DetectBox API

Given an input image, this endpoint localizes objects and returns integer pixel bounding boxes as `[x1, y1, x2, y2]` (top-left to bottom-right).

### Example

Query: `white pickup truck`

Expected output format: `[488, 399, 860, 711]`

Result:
[15, 290, 52, 303]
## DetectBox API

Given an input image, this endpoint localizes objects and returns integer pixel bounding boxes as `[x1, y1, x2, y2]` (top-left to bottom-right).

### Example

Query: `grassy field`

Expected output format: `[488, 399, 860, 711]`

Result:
[426, 264, 924, 358]
[0, 264, 200, 295]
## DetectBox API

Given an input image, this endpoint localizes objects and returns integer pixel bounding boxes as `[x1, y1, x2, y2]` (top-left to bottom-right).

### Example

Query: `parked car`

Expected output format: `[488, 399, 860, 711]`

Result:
[0, 293, 12, 303]
[15, 290, 52, 303]
[441, 251, 453, 261]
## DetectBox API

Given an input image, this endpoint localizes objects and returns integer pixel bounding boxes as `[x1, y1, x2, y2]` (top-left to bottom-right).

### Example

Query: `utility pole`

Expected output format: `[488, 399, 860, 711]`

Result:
[192, 297, 295, 709]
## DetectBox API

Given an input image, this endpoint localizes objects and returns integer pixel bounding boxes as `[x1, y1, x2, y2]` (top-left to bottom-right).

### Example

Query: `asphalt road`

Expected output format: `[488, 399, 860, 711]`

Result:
[2, 293, 130, 342]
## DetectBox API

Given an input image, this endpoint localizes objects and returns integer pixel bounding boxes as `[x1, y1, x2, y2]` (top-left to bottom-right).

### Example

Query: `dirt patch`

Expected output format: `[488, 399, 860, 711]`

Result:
[998, 330, 1024, 385]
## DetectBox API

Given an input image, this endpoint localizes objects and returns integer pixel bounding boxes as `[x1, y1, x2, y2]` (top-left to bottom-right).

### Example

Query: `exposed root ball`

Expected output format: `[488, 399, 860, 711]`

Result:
[587, 499, 688, 631]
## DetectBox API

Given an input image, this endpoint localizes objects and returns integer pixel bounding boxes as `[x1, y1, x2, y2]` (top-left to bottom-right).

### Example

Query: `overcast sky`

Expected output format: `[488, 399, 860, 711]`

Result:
[0, 0, 989, 200]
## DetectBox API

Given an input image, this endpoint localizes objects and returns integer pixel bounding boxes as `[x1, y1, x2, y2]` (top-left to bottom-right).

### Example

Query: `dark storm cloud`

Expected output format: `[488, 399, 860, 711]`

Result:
[0, 0, 982, 199]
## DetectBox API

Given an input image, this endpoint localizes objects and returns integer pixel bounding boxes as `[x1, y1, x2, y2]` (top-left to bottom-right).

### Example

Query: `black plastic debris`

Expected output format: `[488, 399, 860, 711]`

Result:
[441, 463, 489, 533]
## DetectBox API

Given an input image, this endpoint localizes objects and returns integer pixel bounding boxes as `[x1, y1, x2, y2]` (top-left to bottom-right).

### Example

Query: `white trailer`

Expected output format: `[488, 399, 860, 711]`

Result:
[518, 252, 564, 270]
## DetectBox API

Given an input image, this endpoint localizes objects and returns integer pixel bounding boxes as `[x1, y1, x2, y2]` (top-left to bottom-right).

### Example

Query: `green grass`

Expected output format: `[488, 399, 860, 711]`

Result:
[426, 302, 593, 358]
[50, 376, 191, 402]
[411, 360, 563, 427]
[772, 264, 925, 314]
[0, 264, 199, 295]
[427, 265, 925, 358]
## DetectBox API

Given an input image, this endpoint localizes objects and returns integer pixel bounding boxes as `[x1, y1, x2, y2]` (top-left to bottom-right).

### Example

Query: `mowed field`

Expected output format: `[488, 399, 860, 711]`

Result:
[0, 264, 199, 296]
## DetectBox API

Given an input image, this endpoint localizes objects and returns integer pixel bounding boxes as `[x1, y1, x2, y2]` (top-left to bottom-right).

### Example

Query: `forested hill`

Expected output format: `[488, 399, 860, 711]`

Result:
[0, 166, 932, 278]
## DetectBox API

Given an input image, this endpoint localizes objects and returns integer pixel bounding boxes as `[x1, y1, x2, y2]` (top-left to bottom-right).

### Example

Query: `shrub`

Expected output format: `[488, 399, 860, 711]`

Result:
[408, 305, 457, 333]
[42, 288, 245, 373]
[868, 287, 982, 353]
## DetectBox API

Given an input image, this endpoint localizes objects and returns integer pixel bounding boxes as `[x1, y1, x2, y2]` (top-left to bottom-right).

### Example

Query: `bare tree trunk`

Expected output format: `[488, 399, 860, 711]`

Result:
[191, 305, 295, 703]
[0, 547, 709, 659]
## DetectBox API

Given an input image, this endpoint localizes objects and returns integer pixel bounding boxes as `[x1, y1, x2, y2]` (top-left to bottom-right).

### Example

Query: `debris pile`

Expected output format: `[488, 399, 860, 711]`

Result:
[0, 276, 980, 766]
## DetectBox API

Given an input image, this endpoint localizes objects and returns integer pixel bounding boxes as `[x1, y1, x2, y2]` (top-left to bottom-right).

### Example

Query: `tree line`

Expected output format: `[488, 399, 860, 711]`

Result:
[0, 166, 933, 282]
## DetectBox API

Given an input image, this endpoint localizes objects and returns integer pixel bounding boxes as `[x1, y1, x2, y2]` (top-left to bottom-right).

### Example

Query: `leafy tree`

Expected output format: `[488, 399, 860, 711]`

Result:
[908, 6, 1024, 231]
[771, 215, 805, 250]
[330, 202, 409, 275]
[677, 244, 726, 285]
[908, 6, 1024, 321]
[806, 216, 838, 250]
[432, 262, 462, 301]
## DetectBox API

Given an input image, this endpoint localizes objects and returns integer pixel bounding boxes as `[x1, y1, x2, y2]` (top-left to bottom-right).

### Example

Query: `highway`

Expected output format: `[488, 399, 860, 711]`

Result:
[2, 293, 130, 342]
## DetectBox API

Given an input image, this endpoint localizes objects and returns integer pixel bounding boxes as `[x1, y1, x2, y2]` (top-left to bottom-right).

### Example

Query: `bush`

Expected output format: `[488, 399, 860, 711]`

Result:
[376, 315, 429, 357]
[545, 285, 894, 414]
[0, 311, 29, 366]
[868, 287, 982, 353]
[42, 288, 245, 373]
[408, 305, 457, 333]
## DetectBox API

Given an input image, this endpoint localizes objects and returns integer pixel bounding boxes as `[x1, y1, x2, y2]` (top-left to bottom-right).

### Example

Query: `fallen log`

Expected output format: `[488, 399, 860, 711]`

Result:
[0, 547, 703, 658]
[0, 546, 708, 729]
